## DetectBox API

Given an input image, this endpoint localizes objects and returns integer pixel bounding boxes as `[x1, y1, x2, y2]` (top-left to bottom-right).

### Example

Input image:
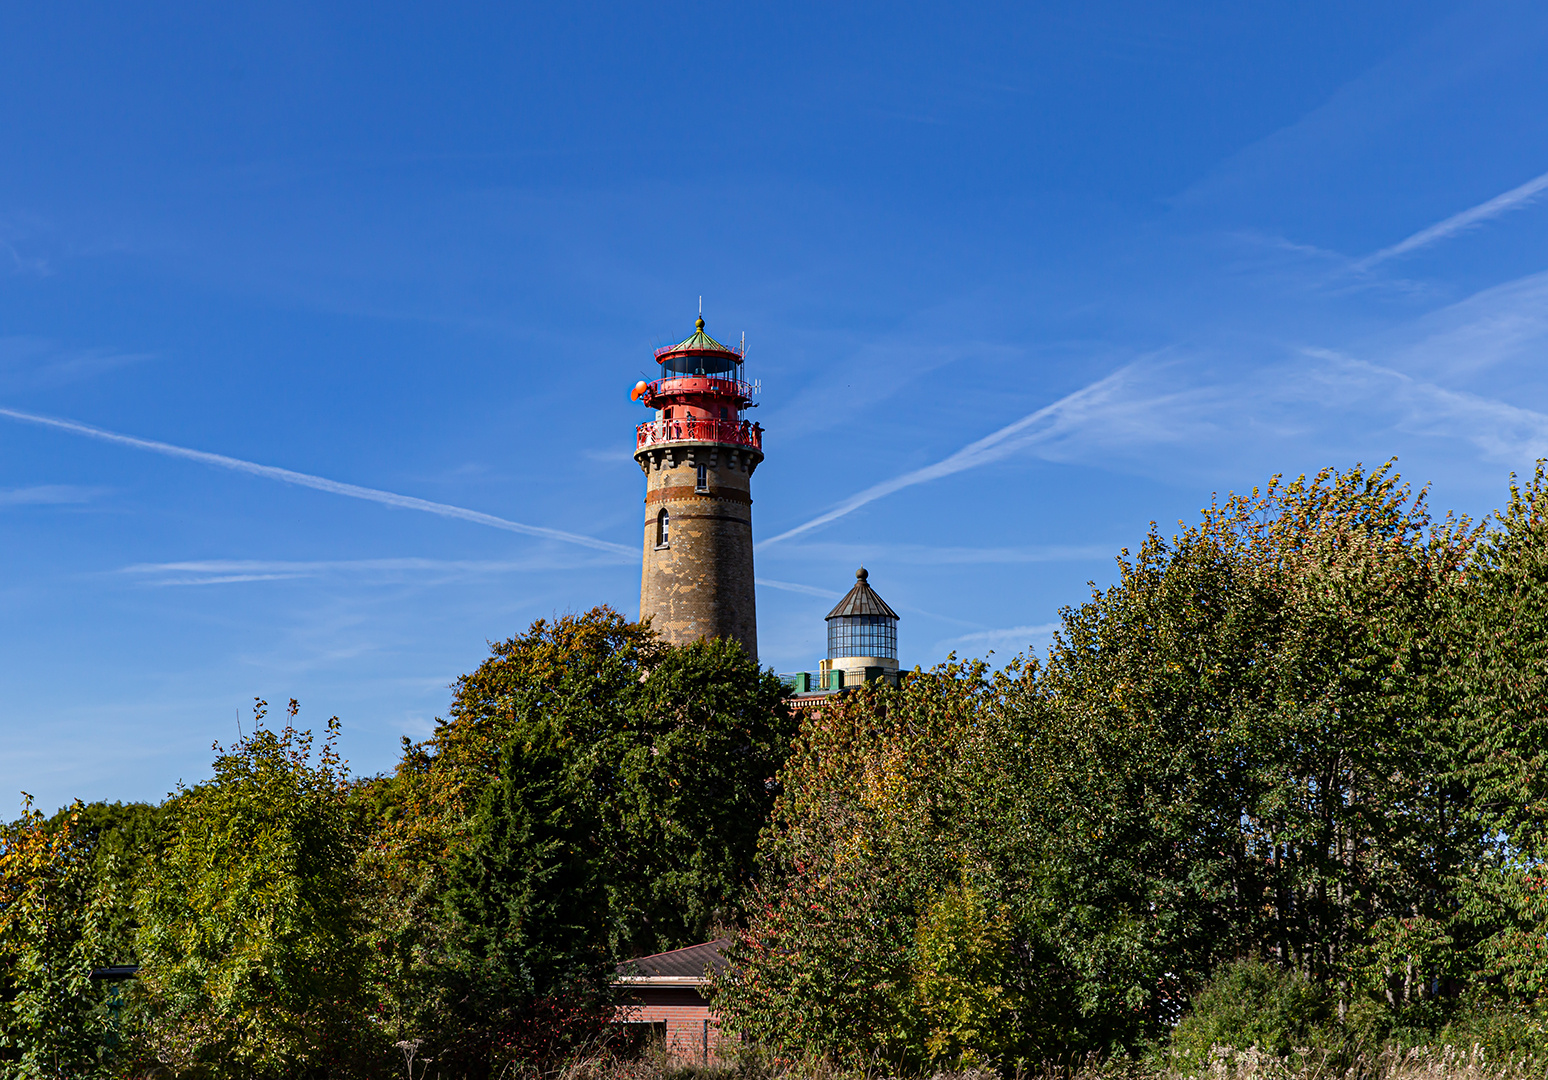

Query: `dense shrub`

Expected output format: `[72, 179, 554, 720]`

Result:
[1170, 958, 1332, 1064]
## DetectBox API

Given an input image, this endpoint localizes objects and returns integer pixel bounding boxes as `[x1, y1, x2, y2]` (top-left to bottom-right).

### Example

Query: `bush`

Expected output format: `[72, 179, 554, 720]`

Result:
[1432, 995, 1548, 1066]
[1170, 958, 1331, 1064]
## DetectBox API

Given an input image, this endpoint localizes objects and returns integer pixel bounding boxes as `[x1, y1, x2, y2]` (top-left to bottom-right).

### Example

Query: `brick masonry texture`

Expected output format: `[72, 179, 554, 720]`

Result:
[614, 987, 728, 1062]
[636, 440, 759, 662]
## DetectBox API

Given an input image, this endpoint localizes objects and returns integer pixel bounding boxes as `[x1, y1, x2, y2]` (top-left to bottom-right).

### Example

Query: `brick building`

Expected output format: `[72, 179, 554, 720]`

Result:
[613, 939, 731, 1062]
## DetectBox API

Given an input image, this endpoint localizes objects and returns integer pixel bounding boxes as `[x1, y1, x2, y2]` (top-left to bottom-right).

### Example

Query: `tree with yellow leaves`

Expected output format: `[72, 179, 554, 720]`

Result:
[0, 796, 117, 1077]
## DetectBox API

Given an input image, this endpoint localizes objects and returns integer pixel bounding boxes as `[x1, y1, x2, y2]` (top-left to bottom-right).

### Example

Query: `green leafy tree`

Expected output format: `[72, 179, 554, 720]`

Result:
[715, 662, 1038, 1067]
[726, 463, 1495, 1060]
[1021, 464, 1482, 1035]
[439, 720, 612, 1075]
[0, 797, 117, 1078]
[45, 800, 162, 975]
[357, 608, 661, 1048]
[1443, 466, 1548, 1020]
[1456, 462, 1548, 859]
[911, 881, 1024, 1069]
[602, 636, 794, 956]
[134, 700, 377, 1078]
[363, 609, 793, 1066]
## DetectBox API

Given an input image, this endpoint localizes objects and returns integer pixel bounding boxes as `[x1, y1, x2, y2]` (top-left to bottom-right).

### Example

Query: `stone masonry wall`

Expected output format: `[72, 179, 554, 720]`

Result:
[636, 441, 759, 661]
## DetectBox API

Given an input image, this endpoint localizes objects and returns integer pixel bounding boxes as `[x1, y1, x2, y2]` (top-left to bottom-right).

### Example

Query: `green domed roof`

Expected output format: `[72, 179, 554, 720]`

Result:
[657, 316, 740, 359]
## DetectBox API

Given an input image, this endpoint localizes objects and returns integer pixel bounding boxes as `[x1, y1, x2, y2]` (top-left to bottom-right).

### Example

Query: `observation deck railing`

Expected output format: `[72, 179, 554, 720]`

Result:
[655, 341, 746, 361]
[636, 418, 763, 453]
[645, 375, 755, 401]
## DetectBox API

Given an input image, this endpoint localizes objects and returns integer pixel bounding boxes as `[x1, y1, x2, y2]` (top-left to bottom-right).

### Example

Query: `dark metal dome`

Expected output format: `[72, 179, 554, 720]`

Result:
[825, 567, 900, 621]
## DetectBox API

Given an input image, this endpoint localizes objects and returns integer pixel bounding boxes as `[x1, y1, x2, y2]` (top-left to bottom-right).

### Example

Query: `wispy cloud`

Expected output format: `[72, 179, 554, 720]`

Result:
[1305, 350, 1548, 463]
[934, 622, 1060, 658]
[761, 541, 1115, 565]
[759, 362, 1172, 547]
[0, 484, 104, 507]
[0, 337, 151, 389]
[1354, 168, 1548, 271]
[0, 238, 50, 276]
[0, 407, 635, 557]
[121, 555, 615, 587]
[0, 214, 54, 277]
[755, 578, 844, 599]
[1381, 269, 1548, 379]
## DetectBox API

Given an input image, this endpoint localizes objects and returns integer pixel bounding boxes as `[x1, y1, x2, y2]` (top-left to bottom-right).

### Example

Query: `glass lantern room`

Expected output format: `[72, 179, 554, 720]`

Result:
[824, 567, 899, 660]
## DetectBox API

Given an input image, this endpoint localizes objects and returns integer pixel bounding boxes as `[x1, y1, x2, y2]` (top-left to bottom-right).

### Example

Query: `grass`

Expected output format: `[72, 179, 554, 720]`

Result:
[551, 1043, 1548, 1080]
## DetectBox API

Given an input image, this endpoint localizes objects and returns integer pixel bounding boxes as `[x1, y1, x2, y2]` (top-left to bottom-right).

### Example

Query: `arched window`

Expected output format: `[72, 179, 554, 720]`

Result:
[656, 508, 670, 547]
[696, 463, 708, 492]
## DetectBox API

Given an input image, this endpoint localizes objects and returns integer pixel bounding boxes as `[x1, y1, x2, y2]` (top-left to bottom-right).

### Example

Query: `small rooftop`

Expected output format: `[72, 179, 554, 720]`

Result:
[655, 316, 742, 362]
[825, 567, 900, 621]
[615, 938, 731, 986]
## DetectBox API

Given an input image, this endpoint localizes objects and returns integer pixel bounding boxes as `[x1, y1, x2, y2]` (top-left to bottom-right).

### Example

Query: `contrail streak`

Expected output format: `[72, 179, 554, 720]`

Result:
[755, 577, 843, 599]
[758, 364, 1136, 548]
[0, 406, 635, 557]
[1355, 168, 1548, 271]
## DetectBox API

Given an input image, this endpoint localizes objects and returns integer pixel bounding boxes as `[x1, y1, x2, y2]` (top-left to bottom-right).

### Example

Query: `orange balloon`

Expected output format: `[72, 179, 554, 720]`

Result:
[631, 380, 648, 401]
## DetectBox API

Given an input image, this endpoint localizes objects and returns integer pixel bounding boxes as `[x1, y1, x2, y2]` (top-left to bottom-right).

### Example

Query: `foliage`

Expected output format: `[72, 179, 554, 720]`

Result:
[1170, 958, 1332, 1064]
[911, 880, 1023, 1069]
[0, 796, 117, 1078]
[600, 635, 795, 956]
[714, 661, 1038, 1068]
[20, 462, 1548, 1070]
[133, 699, 378, 1078]
[1016, 463, 1483, 1041]
[371, 606, 664, 865]
[362, 609, 793, 1070]
[727, 463, 1506, 1061]
[357, 608, 664, 1048]
[1453, 463, 1548, 861]
[44, 800, 163, 977]
[438, 719, 614, 1075]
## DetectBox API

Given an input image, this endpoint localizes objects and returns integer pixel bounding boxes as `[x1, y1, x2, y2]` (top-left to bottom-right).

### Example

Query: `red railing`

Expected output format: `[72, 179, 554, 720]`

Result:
[636, 418, 763, 452]
[644, 375, 754, 402]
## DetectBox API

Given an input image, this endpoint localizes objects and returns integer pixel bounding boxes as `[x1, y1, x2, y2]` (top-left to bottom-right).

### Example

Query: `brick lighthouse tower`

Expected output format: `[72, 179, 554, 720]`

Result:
[631, 314, 763, 660]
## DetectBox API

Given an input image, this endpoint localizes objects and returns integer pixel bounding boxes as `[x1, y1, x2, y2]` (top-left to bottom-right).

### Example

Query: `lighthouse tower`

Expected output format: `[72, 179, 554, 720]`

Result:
[632, 315, 763, 660]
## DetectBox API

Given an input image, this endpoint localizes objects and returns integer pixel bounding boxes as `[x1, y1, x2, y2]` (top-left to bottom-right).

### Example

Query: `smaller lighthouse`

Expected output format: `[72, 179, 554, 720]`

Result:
[632, 315, 763, 660]
[778, 567, 902, 700]
[819, 567, 900, 688]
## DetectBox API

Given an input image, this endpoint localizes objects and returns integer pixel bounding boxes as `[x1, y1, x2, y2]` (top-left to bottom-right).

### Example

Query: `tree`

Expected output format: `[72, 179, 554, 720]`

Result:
[0, 797, 117, 1078]
[601, 636, 794, 956]
[356, 609, 661, 1049]
[1445, 463, 1548, 1016]
[438, 720, 612, 1076]
[911, 881, 1024, 1070]
[724, 463, 1494, 1060]
[45, 800, 162, 977]
[361, 610, 793, 1066]
[715, 661, 1038, 1068]
[133, 700, 376, 1078]
[1455, 462, 1548, 860]
[1022, 464, 1483, 1032]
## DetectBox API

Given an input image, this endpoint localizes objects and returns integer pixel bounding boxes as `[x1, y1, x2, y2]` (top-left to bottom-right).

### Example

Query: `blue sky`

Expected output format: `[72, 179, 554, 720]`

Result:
[4, 1, 1548, 811]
